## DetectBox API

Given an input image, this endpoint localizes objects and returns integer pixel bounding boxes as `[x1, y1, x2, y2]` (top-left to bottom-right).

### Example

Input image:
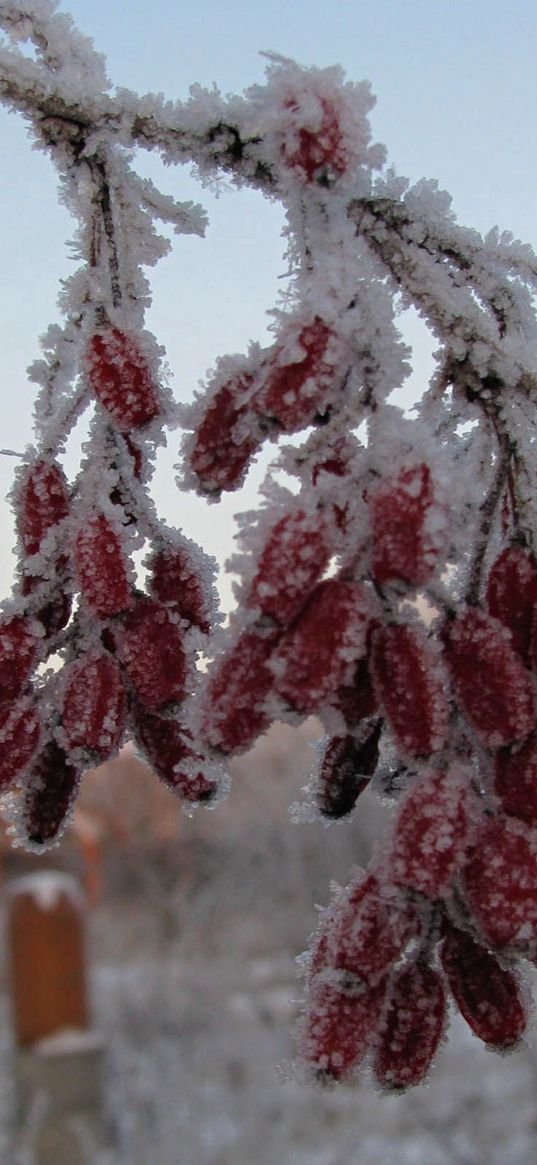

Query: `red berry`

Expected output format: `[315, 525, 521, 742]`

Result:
[62, 652, 126, 762]
[22, 572, 72, 638]
[18, 458, 70, 557]
[203, 629, 280, 753]
[487, 544, 537, 665]
[371, 623, 449, 759]
[463, 816, 537, 953]
[190, 377, 259, 493]
[147, 545, 211, 633]
[444, 607, 536, 748]
[131, 703, 217, 802]
[319, 873, 417, 987]
[0, 698, 41, 790]
[389, 766, 473, 898]
[252, 319, 336, 432]
[274, 579, 372, 714]
[282, 97, 346, 181]
[440, 923, 527, 1049]
[495, 730, 537, 826]
[0, 615, 39, 702]
[316, 722, 381, 819]
[300, 976, 386, 1081]
[247, 510, 332, 626]
[370, 463, 443, 588]
[118, 598, 188, 711]
[373, 961, 446, 1090]
[23, 740, 80, 846]
[334, 656, 377, 727]
[75, 513, 134, 619]
[86, 328, 161, 431]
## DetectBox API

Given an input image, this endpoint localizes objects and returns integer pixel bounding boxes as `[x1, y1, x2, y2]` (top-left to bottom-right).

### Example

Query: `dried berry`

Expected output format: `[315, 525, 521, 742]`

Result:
[202, 628, 280, 753]
[487, 544, 537, 664]
[300, 976, 386, 1081]
[389, 766, 473, 898]
[18, 458, 70, 557]
[252, 319, 336, 431]
[75, 513, 133, 619]
[87, 328, 161, 431]
[440, 923, 527, 1049]
[444, 607, 536, 748]
[190, 378, 259, 493]
[147, 545, 211, 633]
[317, 722, 381, 819]
[23, 740, 79, 846]
[274, 579, 372, 714]
[0, 698, 41, 790]
[0, 615, 39, 703]
[373, 961, 446, 1090]
[118, 598, 188, 711]
[132, 703, 217, 802]
[247, 510, 332, 626]
[62, 652, 126, 762]
[371, 623, 449, 759]
[463, 816, 537, 953]
[370, 463, 443, 588]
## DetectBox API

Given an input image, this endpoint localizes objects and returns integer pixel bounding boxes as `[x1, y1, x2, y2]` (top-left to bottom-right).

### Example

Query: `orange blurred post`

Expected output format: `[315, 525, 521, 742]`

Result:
[7, 872, 89, 1048]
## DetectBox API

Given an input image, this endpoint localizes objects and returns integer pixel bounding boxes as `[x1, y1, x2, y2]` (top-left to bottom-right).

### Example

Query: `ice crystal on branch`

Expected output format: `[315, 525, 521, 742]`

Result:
[3, 0, 537, 1095]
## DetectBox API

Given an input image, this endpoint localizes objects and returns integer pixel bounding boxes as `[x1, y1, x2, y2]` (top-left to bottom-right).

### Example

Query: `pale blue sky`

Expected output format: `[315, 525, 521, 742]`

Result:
[1, 0, 537, 604]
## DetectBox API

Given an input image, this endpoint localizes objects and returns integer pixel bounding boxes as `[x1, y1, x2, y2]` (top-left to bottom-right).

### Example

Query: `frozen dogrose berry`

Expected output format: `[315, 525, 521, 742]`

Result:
[388, 766, 473, 898]
[22, 740, 80, 846]
[0, 698, 41, 790]
[463, 816, 537, 954]
[74, 513, 134, 619]
[370, 463, 444, 588]
[373, 961, 446, 1090]
[444, 607, 536, 748]
[0, 615, 39, 703]
[300, 977, 386, 1081]
[190, 377, 259, 494]
[61, 652, 126, 762]
[17, 457, 70, 557]
[486, 544, 537, 665]
[86, 328, 161, 431]
[247, 509, 332, 626]
[370, 622, 449, 759]
[440, 923, 528, 1049]
[252, 319, 338, 432]
[132, 703, 218, 802]
[316, 723, 381, 819]
[495, 731, 537, 826]
[202, 628, 281, 754]
[313, 873, 417, 987]
[117, 598, 188, 711]
[147, 545, 212, 634]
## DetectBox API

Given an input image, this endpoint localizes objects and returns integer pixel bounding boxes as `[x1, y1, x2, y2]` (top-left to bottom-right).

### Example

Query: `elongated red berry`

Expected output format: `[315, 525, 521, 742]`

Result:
[23, 740, 79, 846]
[18, 458, 70, 557]
[75, 513, 133, 618]
[440, 923, 527, 1049]
[319, 873, 417, 987]
[252, 319, 336, 431]
[247, 510, 332, 626]
[317, 722, 381, 819]
[0, 615, 39, 702]
[371, 623, 449, 759]
[22, 571, 72, 638]
[190, 377, 259, 493]
[371, 463, 443, 588]
[334, 656, 377, 727]
[487, 544, 537, 665]
[203, 628, 280, 753]
[282, 97, 346, 181]
[463, 816, 537, 953]
[87, 328, 161, 431]
[373, 961, 446, 1090]
[62, 652, 126, 762]
[444, 607, 536, 748]
[132, 703, 217, 802]
[300, 976, 386, 1081]
[118, 598, 187, 711]
[147, 545, 211, 633]
[495, 731, 537, 826]
[389, 766, 473, 898]
[274, 579, 372, 714]
[0, 698, 41, 790]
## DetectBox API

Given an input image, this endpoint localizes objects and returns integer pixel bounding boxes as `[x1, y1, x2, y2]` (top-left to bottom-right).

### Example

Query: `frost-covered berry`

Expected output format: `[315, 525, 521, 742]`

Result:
[334, 656, 377, 727]
[274, 579, 372, 714]
[0, 698, 41, 790]
[132, 703, 217, 802]
[373, 961, 446, 1091]
[22, 740, 79, 846]
[61, 652, 126, 762]
[495, 731, 537, 826]
[487, 544, 537, 665]
[202, 628, 281, 753]
[190, 378, 260, 494]
[370, 463, 443, 588]
[300, 976, 386, 1081]
[118, 598, 188, 711]
[370, 623, 449, 759]
[319, 873, 417, 987]
[75, 513, 134, 619]
[147, 545, 211, 634]
[316, 722, 381, 819]
[463, 816, 537, 953]
[86, 328, 161, 431]
[18, 457, 70, 557]
[444, 607, 536, 748]
[281, 97, 346, 181]
[247, 510, 332, 626]
[252, 319, 337, 432]
[388, 766, 473, 898]
[0, 615, 39, 703]
[22, 572, 72, 638]
[440, 923, 527, 1049]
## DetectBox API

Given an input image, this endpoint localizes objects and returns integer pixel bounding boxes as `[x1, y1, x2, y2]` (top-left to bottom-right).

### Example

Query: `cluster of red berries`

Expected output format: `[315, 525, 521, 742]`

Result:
[0, 326, 219, 847]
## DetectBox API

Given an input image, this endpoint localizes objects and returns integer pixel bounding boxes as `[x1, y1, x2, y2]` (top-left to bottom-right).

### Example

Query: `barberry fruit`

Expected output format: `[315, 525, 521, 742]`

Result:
[370, 623, 449, 759]
[0, 698, 41, 790]
[487, 544, 537, 665]
[463, 816, 537, 953]
[373, 961, 446, 1090]
[440, 923, 527, 1049]
[300, 976, 386, 1081]
[282, 97, 346, 181]
[247, 510, 332, 626]
[118, 598, 188, 711]
[190, 378, 259, 493]
[23, 740, 79, 846]
[74, 513, 133, 618]
[132, 703, 217, 802]
[62, 652, 126, 762]
[147, 545, 211, 633]
[316, 722, 381, 819]
[389, 766, 473, 898]
[0, 615, 39, 703]
[18, 458, 70, 557]
[86, 328, 161, 431]
[318, 873, 417, 987]
[202, 629, 280, 753]
[495, 731, 537, 826]
[252, 319, 336, 432]
[370, 463, 443, 588]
